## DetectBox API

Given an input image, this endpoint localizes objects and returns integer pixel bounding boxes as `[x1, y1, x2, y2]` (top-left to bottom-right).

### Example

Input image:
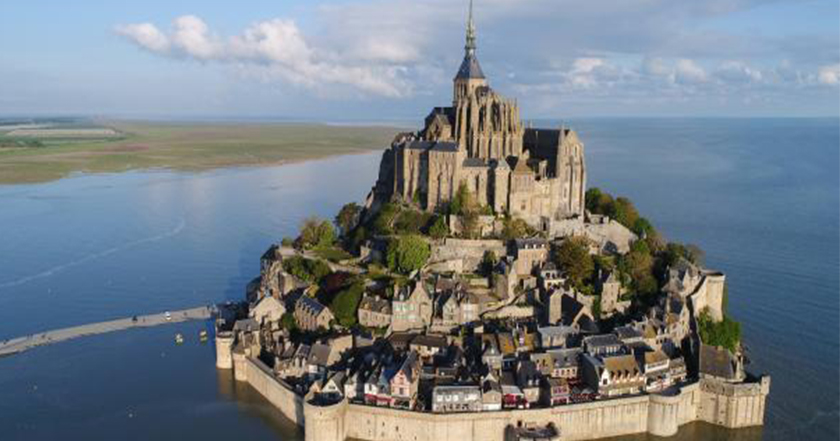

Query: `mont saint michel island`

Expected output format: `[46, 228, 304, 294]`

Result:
[213, 5, 771, 441]
[7, 1, 839, 441]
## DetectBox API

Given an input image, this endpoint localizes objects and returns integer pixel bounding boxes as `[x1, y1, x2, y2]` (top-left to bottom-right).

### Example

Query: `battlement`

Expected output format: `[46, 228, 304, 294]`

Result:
[214, 343, 769, 441]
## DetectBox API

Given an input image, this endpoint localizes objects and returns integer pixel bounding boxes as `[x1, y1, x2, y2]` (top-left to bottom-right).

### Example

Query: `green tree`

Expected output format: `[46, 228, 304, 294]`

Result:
[697, 308, 741, 352]
[554, 236, 594, 289]
[283, 256, 332, 283]
[394, 209, 431, 235]
[632, 217, 655, 237]
[349, 226, 368, 252]
[481, 250, 498, 275]
[592, 295, 602, 319]
[372, 203, 399, 235]
[428, 215, 449, 239]
[280, 312, 297, 331]
[585, 188, 604, 214]
[330, 282, 365, 327]
[619, 239, 657, 296]
[613, 197, 639, 230]
[386, 235, 431, 274]
[585, 187, 616, 217]
[297, 217, 335, 249]
[685, 244, 706, 266]
[335, 203, 362, 236]
[450, 182, 474, 216]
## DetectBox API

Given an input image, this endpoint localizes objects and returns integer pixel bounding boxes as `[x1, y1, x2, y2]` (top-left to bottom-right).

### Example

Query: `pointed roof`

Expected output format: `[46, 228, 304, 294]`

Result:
[456, 53, 485, 80]
[455, 0, 486, 80]
[512, 157, 532, 175]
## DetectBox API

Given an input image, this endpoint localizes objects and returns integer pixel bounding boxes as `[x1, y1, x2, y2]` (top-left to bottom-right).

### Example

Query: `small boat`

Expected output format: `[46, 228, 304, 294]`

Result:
[165, 311, 172, 321]
[175, 333, 184, 344]
[199, 330, 208, 342]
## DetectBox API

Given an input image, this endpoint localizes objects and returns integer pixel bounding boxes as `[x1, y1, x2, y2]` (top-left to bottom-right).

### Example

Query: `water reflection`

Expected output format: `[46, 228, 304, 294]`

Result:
[216, 369, 304, 441]
[603, 422, 763, 441]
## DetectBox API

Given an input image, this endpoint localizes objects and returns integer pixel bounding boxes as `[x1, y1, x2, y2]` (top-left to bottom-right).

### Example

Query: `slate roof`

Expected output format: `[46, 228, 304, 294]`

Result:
[643, 350, 669, 366]
[577, 315, 600, 334]
[406, 140, 434, 150]
[425, 107, 455, 127]
[584, 334, 622, 350]
[699, 344, 739, 380]
[431, 141, 459, 152]
[359, 295, 391, 314]
[297, 295, 327, 315]
[549, 347, 582, 368]
[463, 157, 487, 168]
[538, 325, 576, 339]
[455, 53, 485, 80]
[411, 334, 448, 349]
[603, 354, 641, 379]
[515, 237, 548, 249]
[233, 318, 259, 333]
[614, 326, 643, 341]
[309, 342, 332, 366]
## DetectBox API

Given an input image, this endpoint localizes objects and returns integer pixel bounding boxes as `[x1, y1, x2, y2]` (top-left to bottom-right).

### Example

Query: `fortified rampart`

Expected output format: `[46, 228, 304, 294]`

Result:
[430, 238, 508, 272]
[218, 346, 769, 441]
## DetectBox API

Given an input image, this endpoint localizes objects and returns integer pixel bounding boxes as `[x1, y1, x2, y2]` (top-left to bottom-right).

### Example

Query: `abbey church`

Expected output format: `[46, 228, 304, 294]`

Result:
[368, 2, 586, 229]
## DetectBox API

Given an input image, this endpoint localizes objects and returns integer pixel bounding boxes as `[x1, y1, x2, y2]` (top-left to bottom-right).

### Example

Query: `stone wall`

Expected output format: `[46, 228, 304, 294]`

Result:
[697, 377, 770, 428]
[430, 238, 507, 272]
[220, 340, 769, 441]
[241, 356, 306, 426]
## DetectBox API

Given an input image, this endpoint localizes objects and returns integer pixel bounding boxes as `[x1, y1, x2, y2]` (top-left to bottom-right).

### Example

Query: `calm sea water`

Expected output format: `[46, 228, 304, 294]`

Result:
[0, 118, 837, 441]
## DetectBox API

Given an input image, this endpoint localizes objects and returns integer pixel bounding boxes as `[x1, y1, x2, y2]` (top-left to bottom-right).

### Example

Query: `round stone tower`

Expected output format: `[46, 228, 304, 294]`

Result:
[304, 399, 347, 441]
[215, 330, 234, 370]
[647, 394, 680, 437]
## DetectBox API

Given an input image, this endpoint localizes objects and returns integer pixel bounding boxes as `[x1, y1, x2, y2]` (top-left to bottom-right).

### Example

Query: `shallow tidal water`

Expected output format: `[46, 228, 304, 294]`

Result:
[0, 118, 837, 441]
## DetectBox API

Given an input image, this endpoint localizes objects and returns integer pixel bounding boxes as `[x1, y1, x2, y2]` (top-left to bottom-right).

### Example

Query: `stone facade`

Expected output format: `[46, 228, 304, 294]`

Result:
[295, 296, 335, 332]
[220, 354, 769, 441]
[367, 8, 585, 231]
[358, 295, 392, 328]
[392, 282, 433, 332]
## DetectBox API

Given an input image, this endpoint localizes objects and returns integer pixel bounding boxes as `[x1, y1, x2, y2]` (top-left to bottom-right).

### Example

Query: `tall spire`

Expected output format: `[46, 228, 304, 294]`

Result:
[454, 0, 485, 82]
[465, 0, 476, 56]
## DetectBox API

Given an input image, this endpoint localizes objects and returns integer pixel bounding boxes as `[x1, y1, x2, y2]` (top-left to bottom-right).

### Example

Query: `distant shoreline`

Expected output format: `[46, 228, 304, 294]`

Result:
[0, 121, 405, 185]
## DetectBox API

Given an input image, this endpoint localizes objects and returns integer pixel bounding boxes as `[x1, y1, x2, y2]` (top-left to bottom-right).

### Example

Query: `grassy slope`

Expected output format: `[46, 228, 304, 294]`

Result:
[0, 121, 400, 184]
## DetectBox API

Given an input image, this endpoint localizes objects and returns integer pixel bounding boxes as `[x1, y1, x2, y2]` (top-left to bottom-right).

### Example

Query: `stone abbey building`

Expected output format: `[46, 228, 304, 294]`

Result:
[368, 3, 586, 229]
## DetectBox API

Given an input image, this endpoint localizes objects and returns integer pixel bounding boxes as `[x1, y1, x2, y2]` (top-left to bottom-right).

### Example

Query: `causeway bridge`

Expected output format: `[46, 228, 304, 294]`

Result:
[0, 305, 216, 357]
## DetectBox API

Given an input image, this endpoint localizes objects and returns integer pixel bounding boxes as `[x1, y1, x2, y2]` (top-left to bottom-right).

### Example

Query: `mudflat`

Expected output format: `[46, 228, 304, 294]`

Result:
[0, 121, 399, 184]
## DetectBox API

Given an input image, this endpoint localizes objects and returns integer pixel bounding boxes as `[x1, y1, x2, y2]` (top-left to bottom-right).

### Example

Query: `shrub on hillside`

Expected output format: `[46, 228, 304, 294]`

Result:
[282, 256, 332, 283]
[698, 308, 741, 352]
[386, 235, 430, 274]
[330, 282, 365, 327]
[296, 217, 335, 249]
[554, 236, 594, 289]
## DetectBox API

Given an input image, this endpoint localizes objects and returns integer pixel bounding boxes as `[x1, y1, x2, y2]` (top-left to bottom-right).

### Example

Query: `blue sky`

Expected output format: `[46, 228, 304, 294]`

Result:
[0, 0, 837, 120]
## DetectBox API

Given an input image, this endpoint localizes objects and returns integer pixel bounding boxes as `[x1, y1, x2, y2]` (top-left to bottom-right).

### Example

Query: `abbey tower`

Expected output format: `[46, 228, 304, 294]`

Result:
[368, 0, 586, 229]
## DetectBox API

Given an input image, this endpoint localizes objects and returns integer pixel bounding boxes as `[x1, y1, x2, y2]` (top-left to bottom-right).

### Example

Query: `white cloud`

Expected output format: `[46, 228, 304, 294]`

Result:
[675, 59, 707, 83]
[171, 15, 220, 59]
[116, 15, 408, 97]
[112, 0, 838, 115]
[572, 58, 605, 73]
[715, 61, 763, 84]
[115, 23, 170, 52]
[818, 64, 840, 86]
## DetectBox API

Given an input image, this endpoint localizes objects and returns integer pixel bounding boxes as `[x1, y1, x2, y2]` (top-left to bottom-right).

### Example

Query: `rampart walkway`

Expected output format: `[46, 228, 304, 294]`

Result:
[0, 305, 215, 357]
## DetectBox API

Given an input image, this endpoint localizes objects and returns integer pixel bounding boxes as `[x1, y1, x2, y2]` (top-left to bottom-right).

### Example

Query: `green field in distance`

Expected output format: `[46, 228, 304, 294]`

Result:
[0, 120, 400, 184]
